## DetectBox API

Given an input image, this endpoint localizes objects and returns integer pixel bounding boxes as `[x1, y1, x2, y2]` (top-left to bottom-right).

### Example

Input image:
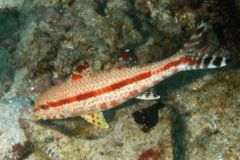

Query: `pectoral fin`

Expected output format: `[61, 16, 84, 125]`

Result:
[135, 88, 160, 100]
[81, 112, 109, 128]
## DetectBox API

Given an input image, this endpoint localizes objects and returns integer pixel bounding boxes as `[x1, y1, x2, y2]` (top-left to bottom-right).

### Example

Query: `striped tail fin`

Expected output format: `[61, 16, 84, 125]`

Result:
[187, 54, 231, 70]
[178, 22, 231, 70]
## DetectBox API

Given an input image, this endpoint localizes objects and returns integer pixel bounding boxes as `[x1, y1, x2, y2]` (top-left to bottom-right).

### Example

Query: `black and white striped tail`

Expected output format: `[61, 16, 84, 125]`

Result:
[178, 22, 231, 69]
[188, 54, 231, 70]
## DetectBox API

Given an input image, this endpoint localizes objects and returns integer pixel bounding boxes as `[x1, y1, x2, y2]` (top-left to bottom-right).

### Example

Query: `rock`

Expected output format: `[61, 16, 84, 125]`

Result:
[22, 70, 240, 160]
[0, 97, 32, 160]
[236, 0, 240, 11]
[0, 0, 23, 9]
[164, 70, 240, 159]
[3, 68, 28, 99]
[24, 101, 173, 160]
[0, 49, 14, 97]
[24, 151, 49, 160]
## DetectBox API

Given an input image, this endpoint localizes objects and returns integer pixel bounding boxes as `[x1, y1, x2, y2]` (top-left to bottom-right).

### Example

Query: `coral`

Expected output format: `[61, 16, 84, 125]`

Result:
[138, 143, 171, 160]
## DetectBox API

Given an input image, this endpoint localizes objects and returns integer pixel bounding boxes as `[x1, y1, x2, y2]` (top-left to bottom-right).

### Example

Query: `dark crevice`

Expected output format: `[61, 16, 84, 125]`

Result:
[170, 105, 187, 160]
[132, 101, 165, 133]
[93, 0, 108, 16]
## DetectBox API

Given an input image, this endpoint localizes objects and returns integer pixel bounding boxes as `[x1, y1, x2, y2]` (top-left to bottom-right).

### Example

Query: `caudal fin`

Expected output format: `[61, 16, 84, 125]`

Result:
[178, 22, 231, 70]
[187, 54, 231, 70]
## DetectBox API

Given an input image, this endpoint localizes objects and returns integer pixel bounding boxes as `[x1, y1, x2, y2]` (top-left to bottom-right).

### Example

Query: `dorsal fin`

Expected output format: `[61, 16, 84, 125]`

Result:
[176, 22, 227, 56]
[177, 22, 211, 55]
[71, 62, 95, 80]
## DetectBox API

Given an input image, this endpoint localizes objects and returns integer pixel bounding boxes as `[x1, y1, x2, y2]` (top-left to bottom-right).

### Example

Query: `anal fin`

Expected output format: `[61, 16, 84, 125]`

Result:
[81, 112, 109, 128]
[135, 88, 160, 100]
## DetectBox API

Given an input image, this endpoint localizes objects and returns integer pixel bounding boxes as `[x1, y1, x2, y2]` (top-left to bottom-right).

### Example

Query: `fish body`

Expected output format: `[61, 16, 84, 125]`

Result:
[33, 23, 231, 128]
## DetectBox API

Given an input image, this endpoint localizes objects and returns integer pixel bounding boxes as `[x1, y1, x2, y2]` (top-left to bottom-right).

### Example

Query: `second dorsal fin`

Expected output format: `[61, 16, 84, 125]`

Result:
[176, 22, 222, 56]
[177, 22, 230, 61]
[114, 49, 139, 70]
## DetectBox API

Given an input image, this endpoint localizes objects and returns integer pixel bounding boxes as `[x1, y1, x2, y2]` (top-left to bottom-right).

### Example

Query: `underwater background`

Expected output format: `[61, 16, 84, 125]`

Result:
[0, 0, 240, 159]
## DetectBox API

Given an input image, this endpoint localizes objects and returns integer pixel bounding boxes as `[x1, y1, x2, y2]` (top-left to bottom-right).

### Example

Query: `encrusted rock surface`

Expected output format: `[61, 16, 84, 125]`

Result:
[21, 69, 240, 160]
[23, 102, 173, 160]
[0, 97, 32, 160]
[162, 69, 240, 159]
[0, 0, 239, 160]
[3, 0, 237, 99]
[0, 0, 23, 9]
[0, 49, 14, 97]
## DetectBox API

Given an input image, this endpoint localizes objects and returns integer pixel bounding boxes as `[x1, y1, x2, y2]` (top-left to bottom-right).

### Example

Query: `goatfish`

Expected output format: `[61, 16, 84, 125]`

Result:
[32, 23, 231, 128]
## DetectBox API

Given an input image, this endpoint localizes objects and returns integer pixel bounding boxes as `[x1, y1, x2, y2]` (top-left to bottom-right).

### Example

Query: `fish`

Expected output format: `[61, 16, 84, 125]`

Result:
[32, 23, 231, 128]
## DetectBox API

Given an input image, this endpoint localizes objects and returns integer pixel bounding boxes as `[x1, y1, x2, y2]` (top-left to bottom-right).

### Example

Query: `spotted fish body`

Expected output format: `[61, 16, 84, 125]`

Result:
[33, 23, 231, 128]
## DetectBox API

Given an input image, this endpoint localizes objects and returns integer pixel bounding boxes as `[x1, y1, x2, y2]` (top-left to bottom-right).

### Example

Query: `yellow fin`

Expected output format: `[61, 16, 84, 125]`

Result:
[81, 112, 109, 128]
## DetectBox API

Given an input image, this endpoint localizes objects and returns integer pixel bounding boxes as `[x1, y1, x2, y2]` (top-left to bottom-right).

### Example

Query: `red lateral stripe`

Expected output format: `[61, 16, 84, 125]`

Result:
[34, 56, 193, 112]
[34, 71, 151, 112]
[155, 57, 193, 74]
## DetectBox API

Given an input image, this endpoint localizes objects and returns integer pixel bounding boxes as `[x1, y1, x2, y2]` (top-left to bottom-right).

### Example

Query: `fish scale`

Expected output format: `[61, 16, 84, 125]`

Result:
[34, 56, 188, 112]
[33, 23, 231, 128]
